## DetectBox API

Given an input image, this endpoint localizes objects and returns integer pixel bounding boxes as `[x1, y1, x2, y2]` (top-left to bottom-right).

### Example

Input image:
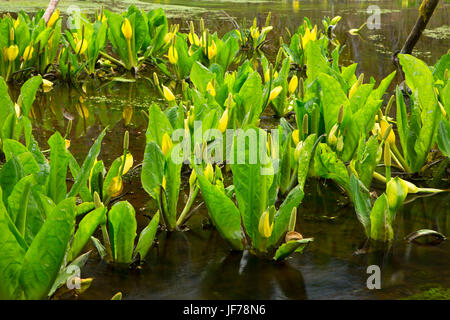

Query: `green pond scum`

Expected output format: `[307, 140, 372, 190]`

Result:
[0, 0, 449, 302]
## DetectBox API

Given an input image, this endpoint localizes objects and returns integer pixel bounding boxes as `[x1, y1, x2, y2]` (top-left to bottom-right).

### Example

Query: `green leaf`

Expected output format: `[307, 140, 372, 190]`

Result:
[370, 194, 393, 241]
[20, 197, 77, 300]
[0, 76, 14, 130]
[69, 207, 107, 261]
[349, 174, 371, 237]
[108, 201, 137, 264]
[18, 75, 42, 117]
[145, 103, 173, 145]
[273, 238, 313, 261]
[0, 156, 24, 204]
[164, 149, 182, 230]
[8, 175, 35, 236]
[47, 132, 70, 204]
[141, 141, 165, 200]
[317, 72, 351, 134]
[231, 128, 273, 250]
[437, 120, 450, 157]
[134, 211, 159, 260]
[297, 134, 317, 189]
[0, 189, 26, 300]
[268, 185, 305, 248]
[190, 62, 215, 93]
[196, 172, 244, 250]
[67, 129, 106, 198]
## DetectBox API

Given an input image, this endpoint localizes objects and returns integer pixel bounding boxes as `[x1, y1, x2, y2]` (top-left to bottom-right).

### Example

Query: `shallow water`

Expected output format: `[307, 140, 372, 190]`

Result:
[2, 0, 450, 300]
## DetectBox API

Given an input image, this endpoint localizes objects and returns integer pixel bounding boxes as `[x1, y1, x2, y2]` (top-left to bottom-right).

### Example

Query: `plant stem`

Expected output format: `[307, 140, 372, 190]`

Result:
[391, 144, 411, 173]
[176, 187, 199, 227]
[99, 51, 126, 68]
[101, 223, 113, 261]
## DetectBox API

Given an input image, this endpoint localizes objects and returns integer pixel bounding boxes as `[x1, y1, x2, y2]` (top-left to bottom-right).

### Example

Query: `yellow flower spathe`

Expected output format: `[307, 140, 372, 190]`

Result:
[121, 18, 133, 41]
[206, 81, 216, 97]
[75, 39, 88, 55]
[269, 86, 283, 101]
[301, 25, 317, 48]
[289, 75, 298, 95]
[6, 45, 19, 62]
[218, 109, 229, 133]
[23, 45, 34, 61]
[208, 41, 217, 60]
[161, 133, 173, 156]
[162, 85, 176, 102]
[168, 45, 178, 64]
[47, 9, 59, 28]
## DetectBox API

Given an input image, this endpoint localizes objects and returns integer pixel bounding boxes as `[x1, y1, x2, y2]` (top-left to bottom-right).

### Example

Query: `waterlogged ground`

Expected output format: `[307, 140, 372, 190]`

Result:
[3, 0, 450, 299]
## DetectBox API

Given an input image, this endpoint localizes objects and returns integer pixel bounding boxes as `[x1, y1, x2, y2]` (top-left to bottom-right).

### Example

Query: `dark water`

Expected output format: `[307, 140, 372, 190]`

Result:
[4, 0, 450, 299]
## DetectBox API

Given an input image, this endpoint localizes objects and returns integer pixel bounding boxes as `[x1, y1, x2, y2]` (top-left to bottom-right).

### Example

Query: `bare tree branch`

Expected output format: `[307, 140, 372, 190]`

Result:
[400, 0, 440, 54]
[43, 0, 61, 23]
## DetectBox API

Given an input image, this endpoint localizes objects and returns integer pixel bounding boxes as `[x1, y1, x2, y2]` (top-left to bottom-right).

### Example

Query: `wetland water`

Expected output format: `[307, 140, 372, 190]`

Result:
[2, 0, 450, 299]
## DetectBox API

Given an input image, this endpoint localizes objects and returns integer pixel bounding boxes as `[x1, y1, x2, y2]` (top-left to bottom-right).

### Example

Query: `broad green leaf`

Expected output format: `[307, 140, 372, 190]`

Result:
[268, 185, 305, 248]
[437, 120, 450, 157]
[67, 129, 106, 198]
[108, 201, 137, 264]
[190, 61, 215, 93]
[231, 128, 273, 250]
[141, 141, 165, 200]
[8, 175, 35, 236]
[69, 207, 107, 261]
[273, 238, 313, 261]
[370, 194, 393, 241]
[164, 149, 182, 230]
[0, 76, 14, 129]
[0, 189, 26, 300]
[20, 197, 77, 300]
[134, 211, 159, 260]
[349, 174, 371, 237]
[0, 156, 24, 204]
[47, 132, 70, 204]
[145, 103, 173, 145]
[18, 75, 42, 117]
[297, 134, 317, 189]
[196, 172, 244, 250]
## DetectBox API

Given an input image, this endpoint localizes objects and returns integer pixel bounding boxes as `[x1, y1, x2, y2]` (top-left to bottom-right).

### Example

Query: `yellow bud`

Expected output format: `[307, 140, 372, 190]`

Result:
[206, 81, 216, 97]
[288, 75, 298, 95]
[14, 103, 21, 117]
[161, 133, 173, 156]
[75, 39, 88, 55]
[121, 153, 134, 175]
[208, 41, 217, 60]
[47, 9, 59, 28]
[264, 69, 270, 83]
[164, 32, 175, 44]
[108, 176, 123, 197]
[168, 45, 178, 64]
[386, 177, 408, 212]
[121, 18, 132, 41]
[204, 163, 214, 183]
[188, 32, 200, 46]
[162, 176, 166, 191]
[269, 86, 283, 101]
[380, 119, 395, 144]
[292, 129, 300, 145]
[327, 124, 339, 146]
[23, 45, 34, 61]
[65, 139, 71, 150]
[162, 85, 175, 102]
[336, 135, 344, 152]
[218, 109, 229, 133]
[258, 209, 274, 238]
[189, 169, 197, 187]
[6, 45, 19, 62]
[42, 79, 53, 89]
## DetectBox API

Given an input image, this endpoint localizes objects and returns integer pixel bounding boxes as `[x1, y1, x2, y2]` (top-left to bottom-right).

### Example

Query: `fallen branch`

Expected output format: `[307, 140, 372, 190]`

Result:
[400, 0, 440, 54]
